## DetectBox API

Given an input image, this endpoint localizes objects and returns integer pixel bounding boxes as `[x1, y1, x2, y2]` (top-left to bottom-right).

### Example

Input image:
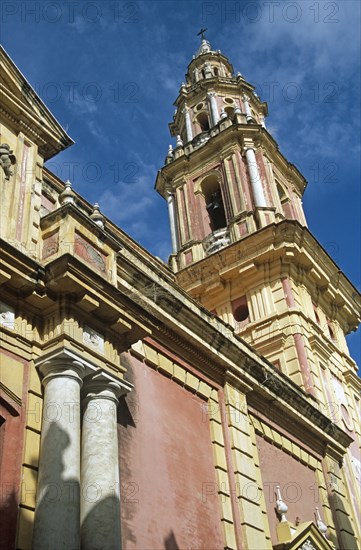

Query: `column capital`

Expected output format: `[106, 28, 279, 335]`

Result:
[82, 371, 133, 405]
[243, 145, 256, 155]
[35, 348, 97, 385]
[36, 353, 86, 388]
[242, 137, 256, 153]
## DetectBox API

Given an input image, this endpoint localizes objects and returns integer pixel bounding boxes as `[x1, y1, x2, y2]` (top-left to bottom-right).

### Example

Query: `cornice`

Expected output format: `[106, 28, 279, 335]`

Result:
[248, 371, 353, 458]
[343, 369, 361, 391]
[0, 234, 353, 453]
[156, 123, 307, 196]
[177, 221, 361, 331]
[0, 46, 74, 159]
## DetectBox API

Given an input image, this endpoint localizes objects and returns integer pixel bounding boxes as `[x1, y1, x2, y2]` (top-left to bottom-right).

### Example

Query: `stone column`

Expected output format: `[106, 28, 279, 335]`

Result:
[242, 94, 253, 119]
[183, 106, 193, 142]
[80, 372, 132, 550]
[33, 355, 85, 549]
[167, 192, 179, 254]
[245, 148, 267, 207]
[207, 92, 219, 126]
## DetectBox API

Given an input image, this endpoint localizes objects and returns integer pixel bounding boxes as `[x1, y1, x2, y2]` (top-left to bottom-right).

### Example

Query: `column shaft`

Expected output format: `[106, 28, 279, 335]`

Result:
[245, 148, 267, 207]
[208, 93, 219, 125]
[33, 359, 84, 550]
[81, 375, 132, 550]
[167, 193, 178, 253]
[184, 108, 193, 142]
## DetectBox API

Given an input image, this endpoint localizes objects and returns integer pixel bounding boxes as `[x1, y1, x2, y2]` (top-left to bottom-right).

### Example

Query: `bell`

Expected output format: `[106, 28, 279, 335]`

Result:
[207, 190, 223, 211]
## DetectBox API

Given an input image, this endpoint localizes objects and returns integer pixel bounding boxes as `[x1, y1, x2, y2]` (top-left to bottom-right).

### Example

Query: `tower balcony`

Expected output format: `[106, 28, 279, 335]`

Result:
[191, 130, 211, 151]
[203, 227, 231, 255]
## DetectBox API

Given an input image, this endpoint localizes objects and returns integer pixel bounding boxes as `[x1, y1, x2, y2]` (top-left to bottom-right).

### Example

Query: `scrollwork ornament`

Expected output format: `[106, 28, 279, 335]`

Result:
[0, 143, 16, 180]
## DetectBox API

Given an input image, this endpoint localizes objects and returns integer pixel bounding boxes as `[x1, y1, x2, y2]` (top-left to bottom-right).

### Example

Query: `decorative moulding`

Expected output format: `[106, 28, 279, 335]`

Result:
[0, 301, 15, 329]
[83, 325, 105, 354]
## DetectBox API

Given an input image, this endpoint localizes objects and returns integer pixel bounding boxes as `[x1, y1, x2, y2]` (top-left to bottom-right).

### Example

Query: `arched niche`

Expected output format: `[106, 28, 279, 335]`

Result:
[196, 173, 227, 232]
[196, 111, 210, 132]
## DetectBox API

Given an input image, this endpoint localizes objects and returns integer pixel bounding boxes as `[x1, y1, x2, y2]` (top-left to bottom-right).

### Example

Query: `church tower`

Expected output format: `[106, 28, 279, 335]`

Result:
[156, 34, 360, 529]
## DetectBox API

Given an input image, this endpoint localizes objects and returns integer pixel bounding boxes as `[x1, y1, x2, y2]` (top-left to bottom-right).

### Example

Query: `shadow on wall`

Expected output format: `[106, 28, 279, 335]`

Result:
[329, 491, 359, 550]
[16, 392, 224, 550]
[164, 530, 180, 550]
[0, 400, 32, 550]
[117, 396, 137, 428]
[32, 419, 125, 550]
[117, 371, 138, 548]
[81, 495, 122, 549]
[0, 489, 22, 550]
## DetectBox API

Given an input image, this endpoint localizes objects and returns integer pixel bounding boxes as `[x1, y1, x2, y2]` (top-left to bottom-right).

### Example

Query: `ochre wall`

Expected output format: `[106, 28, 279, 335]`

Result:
[118, 353, 224, 549]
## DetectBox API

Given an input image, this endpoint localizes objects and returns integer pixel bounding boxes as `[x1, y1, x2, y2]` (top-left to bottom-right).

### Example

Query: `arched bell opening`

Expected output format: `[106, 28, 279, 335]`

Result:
[202, 176, 227, 232]
[197, 112, 210, 132]
[224, 106, 234, 119]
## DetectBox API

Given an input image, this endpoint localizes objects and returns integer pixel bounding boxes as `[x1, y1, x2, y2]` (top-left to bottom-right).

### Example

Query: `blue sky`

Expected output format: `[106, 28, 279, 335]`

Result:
[1, 0, 360, 364]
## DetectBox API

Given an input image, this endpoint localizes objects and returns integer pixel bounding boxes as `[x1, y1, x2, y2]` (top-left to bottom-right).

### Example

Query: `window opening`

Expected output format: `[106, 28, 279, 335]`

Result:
[232, 295, 250, 323]
[206, 189, 227, 230]
[197, 112, 210, 132]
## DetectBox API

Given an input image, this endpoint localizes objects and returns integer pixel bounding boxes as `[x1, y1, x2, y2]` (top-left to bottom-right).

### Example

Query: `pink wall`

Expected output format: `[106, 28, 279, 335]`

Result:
[236, 153, 253, 210]
[256, 434, 322, 545]
[255, 151, 273, 207]
[118, 353, 224, 549]
[0, 351, 29, 550]
[195, 192, 211, 238]
[178, 187, 190, 242]
[229, 160, 242, 214]
[186, 181, 202, 241]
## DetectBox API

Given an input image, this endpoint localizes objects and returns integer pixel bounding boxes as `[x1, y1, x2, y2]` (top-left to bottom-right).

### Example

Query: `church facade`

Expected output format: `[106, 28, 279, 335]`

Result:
[0, 37, 360, 550]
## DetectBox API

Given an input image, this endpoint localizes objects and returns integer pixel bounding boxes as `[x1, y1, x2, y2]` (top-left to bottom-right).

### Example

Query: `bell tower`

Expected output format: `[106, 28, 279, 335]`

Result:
[156, 32, 360, 398]
[156, 34, 361, 535]
[157, 32, 308, 264]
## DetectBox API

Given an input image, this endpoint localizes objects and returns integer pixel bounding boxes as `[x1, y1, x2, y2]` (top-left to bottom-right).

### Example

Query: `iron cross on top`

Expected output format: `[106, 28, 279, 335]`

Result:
[197, 28, 207, 39]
